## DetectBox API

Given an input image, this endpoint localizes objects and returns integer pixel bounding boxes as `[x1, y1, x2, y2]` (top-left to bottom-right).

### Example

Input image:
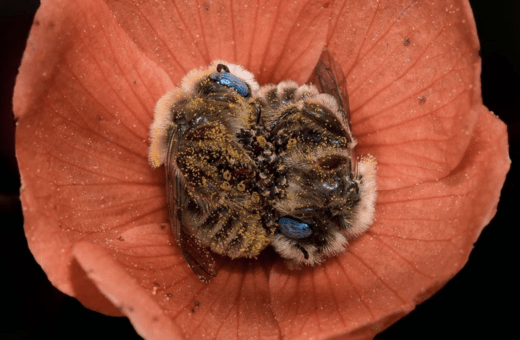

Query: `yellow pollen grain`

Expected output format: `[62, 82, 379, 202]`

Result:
[223, 170, 231, 180]
[149, 141, 162, 167]
[287, 138, 297, 150]
[256, 135, 267, 148]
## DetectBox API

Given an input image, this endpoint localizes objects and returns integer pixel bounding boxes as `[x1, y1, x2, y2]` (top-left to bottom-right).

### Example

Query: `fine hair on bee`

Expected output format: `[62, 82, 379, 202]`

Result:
[149, 49, 377, 282]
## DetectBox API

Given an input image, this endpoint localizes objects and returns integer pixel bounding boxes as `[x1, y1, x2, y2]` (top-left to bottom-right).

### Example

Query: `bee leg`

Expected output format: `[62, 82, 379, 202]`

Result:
[252, 102, 262, 125]
[296, 244, 309, 260]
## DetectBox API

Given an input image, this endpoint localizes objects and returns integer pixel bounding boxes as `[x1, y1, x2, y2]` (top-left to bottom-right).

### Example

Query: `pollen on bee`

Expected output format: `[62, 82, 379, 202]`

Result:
[150, 54, 377, 281]
[256, 135, 267, 148]
[287, 138, 297, 150]
[222, 170, 231, 180]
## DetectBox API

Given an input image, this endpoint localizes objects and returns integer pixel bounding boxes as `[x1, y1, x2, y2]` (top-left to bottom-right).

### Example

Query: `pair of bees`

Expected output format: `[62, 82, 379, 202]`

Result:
[149, 51, 377, 282]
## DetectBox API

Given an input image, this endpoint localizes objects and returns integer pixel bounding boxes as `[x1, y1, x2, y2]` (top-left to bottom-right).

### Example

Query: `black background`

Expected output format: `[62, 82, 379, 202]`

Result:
[1, 1, 517, 339]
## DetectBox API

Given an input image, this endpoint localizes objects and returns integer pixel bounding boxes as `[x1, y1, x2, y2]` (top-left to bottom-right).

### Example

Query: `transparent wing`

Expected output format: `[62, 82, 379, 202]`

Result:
[308, 47, 354, 144]
[166, 127, 218, 283]
[308, 47, 357, 173]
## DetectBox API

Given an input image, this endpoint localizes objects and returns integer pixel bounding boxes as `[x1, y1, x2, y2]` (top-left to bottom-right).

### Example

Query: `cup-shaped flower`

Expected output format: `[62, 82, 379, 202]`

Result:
[14, 0, 509, 339]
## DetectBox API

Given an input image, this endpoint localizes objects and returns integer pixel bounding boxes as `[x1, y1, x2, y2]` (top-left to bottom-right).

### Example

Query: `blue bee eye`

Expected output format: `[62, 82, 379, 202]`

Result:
[279, 217, 313, 239]
[210, 72, 250, 97]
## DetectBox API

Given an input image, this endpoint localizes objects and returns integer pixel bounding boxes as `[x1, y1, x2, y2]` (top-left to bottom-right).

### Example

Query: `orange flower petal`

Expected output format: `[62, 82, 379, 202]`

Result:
[170, 258, 280, 339]
[268, 1, 510, 338]
[15, 0, 172, 314]
[15, 0, 334, 337]
[328, 0, 483, 191]
[269, 107, 508, 339]
[97, 223, 280, 338]
[72, 240, 184, 339]
[103, 0, 332, 84]
[15, 0, 510, 339]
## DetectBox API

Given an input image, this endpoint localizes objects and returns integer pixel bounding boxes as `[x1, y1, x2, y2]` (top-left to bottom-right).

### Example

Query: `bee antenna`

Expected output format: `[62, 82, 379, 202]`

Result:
[216, 64, 230, 73]
[253, 102, 262, 124]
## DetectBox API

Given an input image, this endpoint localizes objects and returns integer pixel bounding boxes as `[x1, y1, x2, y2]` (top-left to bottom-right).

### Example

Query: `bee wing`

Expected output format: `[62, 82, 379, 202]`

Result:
[308, 47, 354, 144]
[308, 47, 357, 174]
[166, 128, 218, 283]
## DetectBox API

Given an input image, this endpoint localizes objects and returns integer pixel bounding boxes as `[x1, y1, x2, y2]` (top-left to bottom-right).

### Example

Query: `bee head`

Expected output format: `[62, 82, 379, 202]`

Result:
[270, 213, 349, 267]
[179, 60, 260, 98]
[209, 63, 251, 97]
[269, 156, 377, 267]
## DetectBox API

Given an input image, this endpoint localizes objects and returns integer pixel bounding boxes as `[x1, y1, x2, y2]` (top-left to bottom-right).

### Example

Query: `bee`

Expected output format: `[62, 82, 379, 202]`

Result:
[149, 50, 377, 282]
